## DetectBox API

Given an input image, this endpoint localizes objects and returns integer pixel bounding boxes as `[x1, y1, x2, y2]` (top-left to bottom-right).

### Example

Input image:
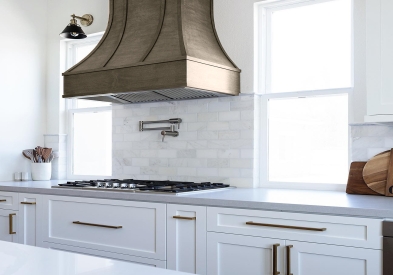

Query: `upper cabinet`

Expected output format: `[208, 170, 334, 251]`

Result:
[366, 0, 393, 122]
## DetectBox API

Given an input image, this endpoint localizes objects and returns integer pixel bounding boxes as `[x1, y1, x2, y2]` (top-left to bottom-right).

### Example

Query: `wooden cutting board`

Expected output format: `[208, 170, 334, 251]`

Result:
[346, 162, 381, 195]
[363, 149, 393, 196]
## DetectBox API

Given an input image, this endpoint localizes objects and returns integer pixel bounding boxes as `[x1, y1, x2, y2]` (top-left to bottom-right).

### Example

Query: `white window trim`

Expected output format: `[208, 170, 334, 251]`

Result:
[63, 32, 113, 180]
[254, 0, 353, 191]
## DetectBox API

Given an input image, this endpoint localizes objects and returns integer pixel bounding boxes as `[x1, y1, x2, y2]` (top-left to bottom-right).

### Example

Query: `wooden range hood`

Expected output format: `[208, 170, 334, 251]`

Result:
[62, 0, 241, 104]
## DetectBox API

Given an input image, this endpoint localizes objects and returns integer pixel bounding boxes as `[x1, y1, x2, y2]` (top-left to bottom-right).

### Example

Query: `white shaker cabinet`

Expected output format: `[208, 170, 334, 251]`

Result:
[206, 207, 383, 275]
[207, 232, 285, 275]
[287, 241, 382, 275]
[18, 193, 42, 247]
[167, 204, 207, 275]
[0, 209, 18, 243]
[366, 0, 393, 122]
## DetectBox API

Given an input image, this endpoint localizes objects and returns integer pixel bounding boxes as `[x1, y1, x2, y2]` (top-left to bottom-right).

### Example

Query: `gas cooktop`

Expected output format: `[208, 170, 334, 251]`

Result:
[52, 179, 233, 195]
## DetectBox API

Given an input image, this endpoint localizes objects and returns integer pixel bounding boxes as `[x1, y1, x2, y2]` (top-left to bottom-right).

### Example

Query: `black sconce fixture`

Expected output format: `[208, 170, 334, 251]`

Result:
[60, 14, 94, 39]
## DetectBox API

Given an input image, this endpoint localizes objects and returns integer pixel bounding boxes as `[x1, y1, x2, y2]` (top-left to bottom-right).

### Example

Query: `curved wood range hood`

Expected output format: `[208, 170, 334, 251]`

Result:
[63, 0, 241, 104]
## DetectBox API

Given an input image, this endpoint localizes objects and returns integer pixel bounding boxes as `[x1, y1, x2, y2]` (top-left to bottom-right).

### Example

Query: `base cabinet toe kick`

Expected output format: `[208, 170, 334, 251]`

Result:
[0, 191, 384, 275]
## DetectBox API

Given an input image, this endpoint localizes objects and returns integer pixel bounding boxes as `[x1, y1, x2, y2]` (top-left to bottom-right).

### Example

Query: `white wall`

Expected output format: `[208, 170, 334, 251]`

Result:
[0, 0, 48, 180]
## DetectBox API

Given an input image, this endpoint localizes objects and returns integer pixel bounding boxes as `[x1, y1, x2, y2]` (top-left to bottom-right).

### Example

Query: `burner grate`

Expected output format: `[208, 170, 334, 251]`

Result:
[55, 179, 231, 194]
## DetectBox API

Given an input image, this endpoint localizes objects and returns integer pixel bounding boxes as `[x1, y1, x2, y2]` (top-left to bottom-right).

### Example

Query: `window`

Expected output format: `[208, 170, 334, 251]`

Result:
[256, 0, 351, 190]
[64, 34, 112, 179]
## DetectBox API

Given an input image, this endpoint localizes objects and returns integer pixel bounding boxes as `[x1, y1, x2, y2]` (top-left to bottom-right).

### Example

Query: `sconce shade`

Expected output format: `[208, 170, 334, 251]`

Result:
[60, 24, 87, 39]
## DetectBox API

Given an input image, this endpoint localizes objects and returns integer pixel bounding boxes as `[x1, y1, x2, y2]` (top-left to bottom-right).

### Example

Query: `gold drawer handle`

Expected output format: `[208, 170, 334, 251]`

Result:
[0, 199, 6, 202]
[21, 202, 36, 205]
[73, 221, 122, 229]
[287, 245, 293, 275]
[173, 216, 196, 220]
[246, 221, 326, 232]
[273, 244, 281, 275]
[9, 213, 16, 235]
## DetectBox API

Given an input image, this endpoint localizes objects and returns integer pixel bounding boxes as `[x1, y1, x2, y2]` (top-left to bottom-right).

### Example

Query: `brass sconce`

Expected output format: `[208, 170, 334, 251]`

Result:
[60, 14, 94, 39]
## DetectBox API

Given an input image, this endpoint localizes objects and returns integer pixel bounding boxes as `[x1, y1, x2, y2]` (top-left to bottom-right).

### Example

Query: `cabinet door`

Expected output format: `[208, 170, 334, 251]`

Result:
[287, 241, 382, 275]
[207, 232, 285, 275]
[167, 204, 206, 274]
[366, 0, 393, 120]
[18, 193, 42, 247]
[0, 210, 18, 243]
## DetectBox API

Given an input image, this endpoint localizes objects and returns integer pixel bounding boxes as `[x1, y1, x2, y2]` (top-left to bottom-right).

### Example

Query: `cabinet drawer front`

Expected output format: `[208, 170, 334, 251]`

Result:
[42, 196, 166, 260]
[207, 207, 382, 249]
[0, 192, 18, 210]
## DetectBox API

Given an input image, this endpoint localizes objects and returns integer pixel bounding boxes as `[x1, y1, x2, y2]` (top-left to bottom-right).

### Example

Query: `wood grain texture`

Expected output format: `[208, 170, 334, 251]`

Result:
[64, 60, 187, 98]
[182, 0, 236, 68]
[144, 0, 185, 62]
[140, 0, 167, 62]
[63, 0, 240, 102]
[346, 162, 381, 196]
[363, 150, 391, 195]
[385, 149, 393, 196]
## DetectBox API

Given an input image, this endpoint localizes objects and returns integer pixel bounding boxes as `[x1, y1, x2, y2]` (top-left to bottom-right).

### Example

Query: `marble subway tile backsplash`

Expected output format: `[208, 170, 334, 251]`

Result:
[112, 95, 255, 187]
[351, 124, 393, 161]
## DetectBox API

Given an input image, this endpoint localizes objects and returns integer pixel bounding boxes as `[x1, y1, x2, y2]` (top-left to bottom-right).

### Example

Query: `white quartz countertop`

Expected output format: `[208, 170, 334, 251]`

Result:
[1, 180, 393, 218]
[0, 241, 188, 275]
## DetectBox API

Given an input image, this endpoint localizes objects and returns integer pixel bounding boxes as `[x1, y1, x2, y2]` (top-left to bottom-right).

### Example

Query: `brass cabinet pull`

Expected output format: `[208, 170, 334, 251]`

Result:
[273, 244, 280, 275]
[286, 245, 293, 275]
[21, 202, 36, 205]
[246, 221, 326, 232]
[9, 213, 16, 235]
[73, 221, 122, 229]
[0, 199, 6, 202]
[173, 216, 196, 220]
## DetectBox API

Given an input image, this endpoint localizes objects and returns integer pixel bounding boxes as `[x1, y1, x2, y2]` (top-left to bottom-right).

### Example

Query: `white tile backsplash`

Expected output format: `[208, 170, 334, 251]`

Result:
[112, 95, 254, 187]
[350, 124, 393, 161]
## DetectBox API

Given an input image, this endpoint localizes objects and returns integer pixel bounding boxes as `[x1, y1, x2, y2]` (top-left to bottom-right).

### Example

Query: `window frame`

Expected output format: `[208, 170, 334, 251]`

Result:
[64, 33, 113, 180]
[254, 0, 353, 191]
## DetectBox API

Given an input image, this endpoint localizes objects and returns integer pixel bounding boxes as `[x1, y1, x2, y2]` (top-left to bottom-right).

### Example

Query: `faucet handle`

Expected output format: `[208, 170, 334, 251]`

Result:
[161, 131, 166, 142]
[169, 118, 182, 130]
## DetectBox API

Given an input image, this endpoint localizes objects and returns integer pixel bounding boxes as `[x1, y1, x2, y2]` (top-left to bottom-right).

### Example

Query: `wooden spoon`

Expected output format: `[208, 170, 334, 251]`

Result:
[42, 148, 52, 162]
[22, 149, 35, 163]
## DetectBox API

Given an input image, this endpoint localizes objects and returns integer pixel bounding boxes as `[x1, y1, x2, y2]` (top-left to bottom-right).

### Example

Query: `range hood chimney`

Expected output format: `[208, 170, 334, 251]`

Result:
[62, 0, 241, 104]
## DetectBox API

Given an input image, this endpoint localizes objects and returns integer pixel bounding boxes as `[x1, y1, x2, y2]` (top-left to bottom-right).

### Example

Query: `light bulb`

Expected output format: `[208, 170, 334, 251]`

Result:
[70, 32, 79, 37]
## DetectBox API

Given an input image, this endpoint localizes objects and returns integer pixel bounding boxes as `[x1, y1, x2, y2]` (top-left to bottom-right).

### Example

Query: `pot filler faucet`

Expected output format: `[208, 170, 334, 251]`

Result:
[139, 118, 182, 142]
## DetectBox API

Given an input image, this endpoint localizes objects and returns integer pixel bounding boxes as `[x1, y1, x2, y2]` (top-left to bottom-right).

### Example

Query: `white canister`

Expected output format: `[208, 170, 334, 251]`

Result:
[14, 172, 21, 181]
[21, 172, 29, 181]
[31, 163, 52, 181]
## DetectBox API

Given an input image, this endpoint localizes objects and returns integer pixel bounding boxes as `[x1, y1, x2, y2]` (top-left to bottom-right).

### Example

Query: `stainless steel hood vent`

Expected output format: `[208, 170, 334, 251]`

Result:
[62, 0, 241, 104]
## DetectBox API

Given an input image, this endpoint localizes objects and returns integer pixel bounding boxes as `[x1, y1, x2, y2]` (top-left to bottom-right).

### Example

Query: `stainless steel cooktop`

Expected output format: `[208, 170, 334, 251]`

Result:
[52, 179, 234, 195]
